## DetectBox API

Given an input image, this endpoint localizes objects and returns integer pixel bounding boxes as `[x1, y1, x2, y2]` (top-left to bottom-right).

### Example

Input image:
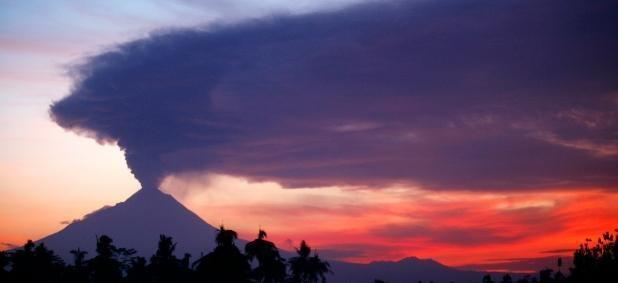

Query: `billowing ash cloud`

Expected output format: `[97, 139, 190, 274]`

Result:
[50, 0, 618, 190]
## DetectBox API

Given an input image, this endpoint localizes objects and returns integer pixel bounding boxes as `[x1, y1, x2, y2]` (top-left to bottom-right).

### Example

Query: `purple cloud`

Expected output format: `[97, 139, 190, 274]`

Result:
[50, 0, 618, 191]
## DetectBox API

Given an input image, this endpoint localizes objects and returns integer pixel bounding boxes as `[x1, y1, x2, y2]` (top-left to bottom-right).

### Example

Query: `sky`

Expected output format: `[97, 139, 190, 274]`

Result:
[1, 0, 617, 272]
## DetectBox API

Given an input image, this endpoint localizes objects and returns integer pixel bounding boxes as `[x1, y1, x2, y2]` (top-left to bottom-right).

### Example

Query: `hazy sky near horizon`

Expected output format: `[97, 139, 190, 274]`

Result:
[2, 0, 617, 272]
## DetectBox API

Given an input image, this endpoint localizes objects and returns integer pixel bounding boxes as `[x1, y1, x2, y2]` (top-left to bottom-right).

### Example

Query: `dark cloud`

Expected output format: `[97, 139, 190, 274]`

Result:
[60, 219, 81, 225]
[50, 0, 618, 191]
[539, 249, 574, 255]
[316, 243, 393, 260]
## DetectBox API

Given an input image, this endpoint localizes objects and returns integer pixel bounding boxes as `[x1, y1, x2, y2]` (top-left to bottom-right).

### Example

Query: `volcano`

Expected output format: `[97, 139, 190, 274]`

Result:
[38, 188, 223, 260]
[36, 188, 515, 282]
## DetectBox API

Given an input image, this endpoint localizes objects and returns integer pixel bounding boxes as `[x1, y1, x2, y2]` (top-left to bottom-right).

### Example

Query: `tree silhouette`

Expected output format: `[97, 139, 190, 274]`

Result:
[8, 240, 64, 283]
[569, 229, 617, 283]
[194, 225, 250, 282]
[126, 256, 149, 283]
[2, 226, 616, 283]
[70, 248, 88, 268]
[500, 273, 513, 283]
[149, 234, 182, 283]
[0, 251, 9, 282]
[482, 274, 495, 283]
[245, 229, 286, 283]
[178, 253, 193, 283]
[88, 235, 134, 283]
[288, 240, 331, 283]
[539, 269, 553, 283]
[63, 248, 89, 283]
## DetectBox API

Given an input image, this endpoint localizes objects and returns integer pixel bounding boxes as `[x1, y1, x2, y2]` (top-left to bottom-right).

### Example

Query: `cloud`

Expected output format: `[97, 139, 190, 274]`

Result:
[539, 249, 574, 255]
[168, 174, 618, 266]
[50, 0, 618, 191]
[316, 243, 395, 260]
[60, 219, 81, 225]
[530, 131, 618, 157]
[371, 224, 523, 246]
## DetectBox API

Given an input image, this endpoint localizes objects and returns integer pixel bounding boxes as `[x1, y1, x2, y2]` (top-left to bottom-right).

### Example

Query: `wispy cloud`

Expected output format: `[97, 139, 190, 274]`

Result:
[531, 131, 618, 157]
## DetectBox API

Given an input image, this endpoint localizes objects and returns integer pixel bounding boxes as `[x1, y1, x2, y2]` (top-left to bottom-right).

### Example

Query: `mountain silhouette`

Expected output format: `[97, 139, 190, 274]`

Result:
[38, 189, 225, 261]
[35, 189, 517, 282]
[328, 257, 501, 283]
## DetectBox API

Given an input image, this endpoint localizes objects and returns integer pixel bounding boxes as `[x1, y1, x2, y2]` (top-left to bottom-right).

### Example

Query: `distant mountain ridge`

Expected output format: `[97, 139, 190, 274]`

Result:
[328, 257, 496, 283]
[36, 188, 514, 283]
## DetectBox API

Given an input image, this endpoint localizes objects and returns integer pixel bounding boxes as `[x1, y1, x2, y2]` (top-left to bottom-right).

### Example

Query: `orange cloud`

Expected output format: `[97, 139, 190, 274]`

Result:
[162, 174, 618, 271]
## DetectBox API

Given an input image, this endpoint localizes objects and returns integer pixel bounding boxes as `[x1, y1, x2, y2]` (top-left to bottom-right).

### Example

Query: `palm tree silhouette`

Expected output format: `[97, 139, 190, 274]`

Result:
[89, 235, 125, 283]
[6, 227, 616, 283]
[288, 240, 331, 283]
[64, 248, 89, 283]
[194, 225, 250, 282]
[245, 229, 287, 283]
[70, 248, 88, 268]
[149, 234, 181, 283]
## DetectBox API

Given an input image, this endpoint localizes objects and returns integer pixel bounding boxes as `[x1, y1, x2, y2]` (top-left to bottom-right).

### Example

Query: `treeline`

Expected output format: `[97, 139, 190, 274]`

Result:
[1, 229, 616, 283]
[0, 226, 330, 283]
[476, 230, 617, 283]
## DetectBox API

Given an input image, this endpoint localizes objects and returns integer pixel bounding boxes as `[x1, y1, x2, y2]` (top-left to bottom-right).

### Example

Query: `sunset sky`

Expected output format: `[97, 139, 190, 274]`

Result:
[1, 0, 617, 273]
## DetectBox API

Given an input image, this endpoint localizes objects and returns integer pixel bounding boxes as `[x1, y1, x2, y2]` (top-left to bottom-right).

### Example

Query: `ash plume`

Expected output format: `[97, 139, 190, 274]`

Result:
[50, 0, 618, 191]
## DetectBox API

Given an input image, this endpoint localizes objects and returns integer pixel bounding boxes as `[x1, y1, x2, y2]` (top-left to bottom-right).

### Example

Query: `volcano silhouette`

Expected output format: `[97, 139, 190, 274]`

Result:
[38, 188, 225, 260]
[36, 188, 515, 282]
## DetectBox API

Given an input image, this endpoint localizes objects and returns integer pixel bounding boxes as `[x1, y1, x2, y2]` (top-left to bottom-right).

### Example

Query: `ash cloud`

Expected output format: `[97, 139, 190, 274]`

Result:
[50, 0, 618, 191]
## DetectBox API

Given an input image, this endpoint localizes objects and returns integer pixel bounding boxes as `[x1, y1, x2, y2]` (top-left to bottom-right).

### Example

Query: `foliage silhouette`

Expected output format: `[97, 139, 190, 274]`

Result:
[1, 251, 10, 282]
[193, 225, 251, 283]
[482, 274, 495, 283]
[125, 256, 148, 283]
[288, 240, 331, 283]
[569, 229, 617, 283]
[500, 273, 512, 283]
[9, 240, 64, 283]
[88, 235, 135, 283]
[64, 248, 89, 283]
[149, 235, 183, 283]
[1, 227, 616, 283]
[245, 229, 286, 283]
